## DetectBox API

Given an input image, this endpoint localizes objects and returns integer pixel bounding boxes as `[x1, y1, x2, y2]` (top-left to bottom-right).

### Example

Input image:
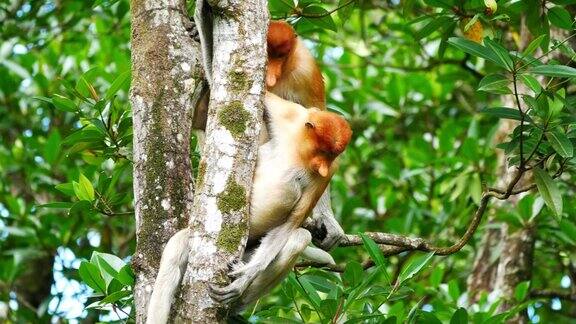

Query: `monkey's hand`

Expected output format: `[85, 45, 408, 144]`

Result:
[305, 188, 345, 251]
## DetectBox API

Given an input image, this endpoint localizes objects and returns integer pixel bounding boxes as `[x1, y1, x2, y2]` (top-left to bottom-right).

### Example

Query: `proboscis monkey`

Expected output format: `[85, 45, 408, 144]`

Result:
[147, 93, 351, 323]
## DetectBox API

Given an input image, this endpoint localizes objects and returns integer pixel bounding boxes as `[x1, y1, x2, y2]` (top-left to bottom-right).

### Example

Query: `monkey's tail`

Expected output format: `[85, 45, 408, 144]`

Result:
[301, 246, 336, 265]
[146, 228, 190, 324]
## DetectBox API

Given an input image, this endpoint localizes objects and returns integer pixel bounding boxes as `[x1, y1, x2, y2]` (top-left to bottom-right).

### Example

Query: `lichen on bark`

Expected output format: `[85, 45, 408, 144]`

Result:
[216, 178, 247, 214]
[217, 101, 250, 138]
[228, 70, 250, 92]
[216, 221, 248, 253]
[196, 160, 207, 187]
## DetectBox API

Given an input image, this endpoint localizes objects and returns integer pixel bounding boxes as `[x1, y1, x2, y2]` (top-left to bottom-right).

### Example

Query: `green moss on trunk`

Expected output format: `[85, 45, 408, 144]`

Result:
[216, 221, 247, 253]
[218, 101, 250, 138]
[216, 178, 246, 213]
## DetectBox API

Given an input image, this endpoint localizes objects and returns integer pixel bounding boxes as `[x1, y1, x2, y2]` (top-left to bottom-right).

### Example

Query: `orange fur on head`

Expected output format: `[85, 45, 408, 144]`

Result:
[267, 21, 296, 58]
[308, 111, 352, 155]
[266, 21, 297, 88]
[304, 111, 352, 177]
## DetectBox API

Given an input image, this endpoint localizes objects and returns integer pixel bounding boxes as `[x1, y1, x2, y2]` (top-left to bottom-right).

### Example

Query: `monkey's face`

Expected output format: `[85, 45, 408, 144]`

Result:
[304, 111, 352, 177]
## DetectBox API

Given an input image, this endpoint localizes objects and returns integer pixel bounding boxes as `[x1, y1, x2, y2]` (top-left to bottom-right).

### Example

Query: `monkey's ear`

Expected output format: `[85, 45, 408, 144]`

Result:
[305, 122, 315, 129]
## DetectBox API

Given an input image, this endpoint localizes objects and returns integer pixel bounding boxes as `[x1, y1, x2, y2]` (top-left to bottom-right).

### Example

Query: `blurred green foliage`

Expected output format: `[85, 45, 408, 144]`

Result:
[0, 0, 575, 322]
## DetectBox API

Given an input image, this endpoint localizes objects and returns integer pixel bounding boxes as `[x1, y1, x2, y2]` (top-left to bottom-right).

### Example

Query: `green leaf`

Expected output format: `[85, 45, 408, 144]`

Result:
[448, 279, 460, 301]
[514, 281, 530, 301]
[79, 261, 106, 293]
[337, 0, 356, 22]
[118, 265, 135, 286]
[33, 96, 55, 106]
[450, 308, 468, 324]
[343, 261, 363, 287]
[43, 131, 61, 164]
[52, 94, 77, 112]
[559, 219, 576, 246]
[417, 312, 442, 324]
[548, 6, 574, 29]
[62, 129, 105, 145]
[359, 233, 386, 267]
[415, 16, 453, 40]
[448, 37, 508, 69]
[55, 183, 75, 196]
[76, 76, 98, 100]
[397, 252, 434, 285]
[484, 38, 514, 70]
[429, 264, 444, 287]
[287, 273, 320, 309]
[533, 167, 563, 220]
[359, 233, 391, 284]
[470, 173, 482, 205]
[478, 74, 511, 94]
[297, 276, 322, 307]
[301, 6, 337, 31]
[106, 71, 131, 100]
[37, 202, 74, 209]
[74, 174, 95, 201]
[531, 65, 576, 78]
[69, 200, 93, 217]
[100, 289, 132, 304]
[424, 0, 454, 9]
[522, 34, 547, 56]
[96, 253, 126, 278]
[520, 74, 541, 93]
[480, 107, 531, 122]
[268, 0, 294, 13]
[546, 129, 573, 158]
[319, 298, 338, 318]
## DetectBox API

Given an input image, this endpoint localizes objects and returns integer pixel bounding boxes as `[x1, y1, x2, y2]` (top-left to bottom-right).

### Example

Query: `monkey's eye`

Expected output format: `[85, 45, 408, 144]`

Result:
[305, 122, 315, 129]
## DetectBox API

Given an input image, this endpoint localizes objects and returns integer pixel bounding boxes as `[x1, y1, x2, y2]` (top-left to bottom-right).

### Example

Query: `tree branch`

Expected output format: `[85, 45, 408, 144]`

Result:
[297, 167, 557, 271]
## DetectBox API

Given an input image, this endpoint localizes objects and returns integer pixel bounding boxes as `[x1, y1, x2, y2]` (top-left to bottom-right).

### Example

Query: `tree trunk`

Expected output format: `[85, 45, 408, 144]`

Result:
[175, 1, 268, 322]
[129, 0, 203, 322]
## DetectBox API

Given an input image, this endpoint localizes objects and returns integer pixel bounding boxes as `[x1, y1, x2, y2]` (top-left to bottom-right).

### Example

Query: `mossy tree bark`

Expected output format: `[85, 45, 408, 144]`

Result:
[129, 0, 204, 322]
[174, 1, 268, 322]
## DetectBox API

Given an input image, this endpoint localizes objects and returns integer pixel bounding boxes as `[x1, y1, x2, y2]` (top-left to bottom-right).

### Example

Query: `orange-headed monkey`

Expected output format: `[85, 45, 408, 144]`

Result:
[147, 93, 352, 323]
[266, 20, 326, 110]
